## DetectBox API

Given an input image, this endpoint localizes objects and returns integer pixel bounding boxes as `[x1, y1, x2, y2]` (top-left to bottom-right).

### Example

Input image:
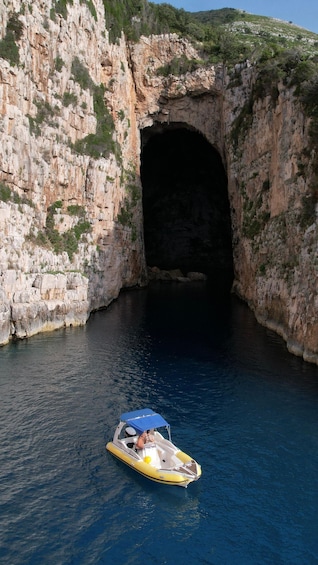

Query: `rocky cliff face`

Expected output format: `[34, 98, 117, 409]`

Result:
[224, 65, 318, 364]
[0, 0, 317, 363]
[0, 0, 147, 344]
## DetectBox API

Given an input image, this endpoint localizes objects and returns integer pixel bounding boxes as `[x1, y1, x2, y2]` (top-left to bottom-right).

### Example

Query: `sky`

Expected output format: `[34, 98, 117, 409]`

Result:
[151, 1, 318, 35]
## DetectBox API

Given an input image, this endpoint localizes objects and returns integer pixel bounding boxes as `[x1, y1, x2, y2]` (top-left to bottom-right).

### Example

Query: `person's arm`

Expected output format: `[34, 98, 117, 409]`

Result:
[136, 434, 145, 449]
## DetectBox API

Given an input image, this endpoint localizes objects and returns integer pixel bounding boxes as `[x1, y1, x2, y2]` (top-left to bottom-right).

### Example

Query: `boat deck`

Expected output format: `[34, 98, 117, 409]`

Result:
[119, 436, 197, 476]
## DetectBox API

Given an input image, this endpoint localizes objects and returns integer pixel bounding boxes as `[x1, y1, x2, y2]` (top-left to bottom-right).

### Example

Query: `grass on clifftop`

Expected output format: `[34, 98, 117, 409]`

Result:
[101, 1, 318, 65]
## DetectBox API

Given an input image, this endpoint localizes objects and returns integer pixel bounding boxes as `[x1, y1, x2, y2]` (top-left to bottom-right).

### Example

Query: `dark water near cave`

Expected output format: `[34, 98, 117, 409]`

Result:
[1, 282, 318, 565]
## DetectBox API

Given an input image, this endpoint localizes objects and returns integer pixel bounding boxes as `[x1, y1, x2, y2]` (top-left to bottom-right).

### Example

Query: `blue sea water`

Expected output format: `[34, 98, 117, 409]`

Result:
[0, 282, 318, 565]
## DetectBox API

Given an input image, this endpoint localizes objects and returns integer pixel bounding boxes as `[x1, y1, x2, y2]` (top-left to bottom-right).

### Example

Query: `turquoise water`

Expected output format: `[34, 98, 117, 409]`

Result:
[0, 282, 318, 564]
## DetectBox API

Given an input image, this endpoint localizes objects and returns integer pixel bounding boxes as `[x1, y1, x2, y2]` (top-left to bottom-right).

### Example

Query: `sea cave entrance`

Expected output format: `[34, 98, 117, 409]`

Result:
[141, 123, 234, 291]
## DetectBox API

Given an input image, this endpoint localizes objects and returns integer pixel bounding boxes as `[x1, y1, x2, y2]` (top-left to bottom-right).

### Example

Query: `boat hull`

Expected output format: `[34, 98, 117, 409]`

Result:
[106, 442, 201, 487]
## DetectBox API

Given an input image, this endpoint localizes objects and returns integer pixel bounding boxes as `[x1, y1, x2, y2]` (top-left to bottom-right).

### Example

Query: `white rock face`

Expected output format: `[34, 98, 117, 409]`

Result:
[223, 65, 318, 363]
[0, 0, 147, 343]
[0, 1, 317, 364]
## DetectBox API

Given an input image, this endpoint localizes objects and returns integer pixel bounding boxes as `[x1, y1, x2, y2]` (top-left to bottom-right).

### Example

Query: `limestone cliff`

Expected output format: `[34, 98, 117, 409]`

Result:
[0, 0, 147, 344]
[0, 0, 317, 364]
[224, 64, 318, 364]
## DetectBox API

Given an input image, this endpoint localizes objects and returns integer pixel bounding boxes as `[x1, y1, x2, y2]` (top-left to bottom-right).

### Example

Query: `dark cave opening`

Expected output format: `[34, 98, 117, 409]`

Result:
[141, 124, 234, 290]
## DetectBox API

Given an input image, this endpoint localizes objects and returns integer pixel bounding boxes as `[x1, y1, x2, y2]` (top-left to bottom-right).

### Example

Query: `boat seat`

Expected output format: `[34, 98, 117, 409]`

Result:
[122, 437, 136, 449]
[124, 426, 137, 449]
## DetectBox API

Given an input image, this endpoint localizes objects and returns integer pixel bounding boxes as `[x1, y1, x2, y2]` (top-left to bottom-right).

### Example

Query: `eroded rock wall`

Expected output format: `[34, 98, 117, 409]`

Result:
[224, 65, 318, 363]
[0, 0, 147, 343]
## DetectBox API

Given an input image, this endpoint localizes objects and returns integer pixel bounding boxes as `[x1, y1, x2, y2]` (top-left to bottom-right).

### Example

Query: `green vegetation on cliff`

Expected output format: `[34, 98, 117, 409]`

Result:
[116, 166, 142, 241]
[102, 1, 318, 65]
[156, 55, 204, 77]
[30, 201, 92, 260]
[0, 13, 24, 66]
[0, 181, 34, 208]
[50, 0, 96, 21]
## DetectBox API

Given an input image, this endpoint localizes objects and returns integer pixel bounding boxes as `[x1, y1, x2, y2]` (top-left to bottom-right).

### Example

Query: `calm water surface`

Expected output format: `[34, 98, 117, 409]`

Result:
[0, 282, 318, 564]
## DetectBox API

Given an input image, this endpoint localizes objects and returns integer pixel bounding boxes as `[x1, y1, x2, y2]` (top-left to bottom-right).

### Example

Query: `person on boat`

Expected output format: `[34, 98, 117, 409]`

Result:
[136, 429, 155, 450]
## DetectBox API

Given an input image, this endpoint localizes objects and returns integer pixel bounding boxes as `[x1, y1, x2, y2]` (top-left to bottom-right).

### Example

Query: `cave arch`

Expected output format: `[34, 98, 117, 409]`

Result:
[141, 123, 233, 288]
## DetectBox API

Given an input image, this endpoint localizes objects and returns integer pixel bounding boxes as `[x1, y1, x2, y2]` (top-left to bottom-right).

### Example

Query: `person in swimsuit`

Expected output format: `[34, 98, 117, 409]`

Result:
[136, 429, 154, 450]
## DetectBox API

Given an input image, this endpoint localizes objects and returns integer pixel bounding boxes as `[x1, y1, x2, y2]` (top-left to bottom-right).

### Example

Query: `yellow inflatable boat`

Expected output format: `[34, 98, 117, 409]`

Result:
[106, 408, 201, 487]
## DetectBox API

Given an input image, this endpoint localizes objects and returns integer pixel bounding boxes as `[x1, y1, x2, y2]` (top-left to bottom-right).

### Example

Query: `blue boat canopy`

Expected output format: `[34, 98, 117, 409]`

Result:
[120, 408, 170, 434]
